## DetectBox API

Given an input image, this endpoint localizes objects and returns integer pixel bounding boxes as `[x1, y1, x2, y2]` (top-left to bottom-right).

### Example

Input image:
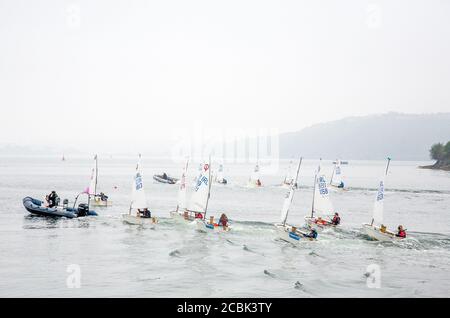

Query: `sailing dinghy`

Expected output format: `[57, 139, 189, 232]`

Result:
[122, 155, 157, 226]
[170, 158, 193, 222]
[281, 160, 297, 188]
[330, 159, 345, 189]
[304, 160, 341, 230]
[274, 158, 316, 243]
[361, 158, 406, 242]
[247, 163, 262, 187]
[193, 157, 231, 232]
[87, 155, 112, 207]
[214, 163, 228, 184]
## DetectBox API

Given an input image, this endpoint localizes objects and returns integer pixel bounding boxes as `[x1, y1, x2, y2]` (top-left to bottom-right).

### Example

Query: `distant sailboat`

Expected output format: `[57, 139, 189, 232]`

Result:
[282, 160, 296, 188]
[330, 159, 345, 189]
[62, 154, 66, 161]
[214, 163, 228, 184]
[87, 155, 112, 207]
[122, 154, 157, 226]
[170, 158, 191, 221]
[248, 137, 262, 187]
[274, 158, 314, 243]
[248, 163, 262, 187]
[304, 160, 341, 230]
[361, 158, 406, 241]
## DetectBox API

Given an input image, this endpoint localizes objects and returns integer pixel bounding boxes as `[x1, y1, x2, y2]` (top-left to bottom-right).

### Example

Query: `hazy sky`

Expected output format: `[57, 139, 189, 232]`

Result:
[0, 0, 449, 152]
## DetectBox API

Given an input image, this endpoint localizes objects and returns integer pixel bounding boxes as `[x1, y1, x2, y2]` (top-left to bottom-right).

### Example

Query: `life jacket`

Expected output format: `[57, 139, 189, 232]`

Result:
[332, 216, 341, 225]
[195, 213, 203, 219]
[398, 230, 406, 238]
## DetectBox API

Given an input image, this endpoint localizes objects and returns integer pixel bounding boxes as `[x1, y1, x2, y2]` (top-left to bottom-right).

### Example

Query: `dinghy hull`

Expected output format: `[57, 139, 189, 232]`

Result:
[122, 214, 157, 226]
[274, 224, 313, 244]
[195, 219, 230, 232]
[90, 198, 112, 207]
[304, 216, 336, 231]
[361, 224, 402, 242]
[23, 197, 97, 218]
[169, 211, 196, 222]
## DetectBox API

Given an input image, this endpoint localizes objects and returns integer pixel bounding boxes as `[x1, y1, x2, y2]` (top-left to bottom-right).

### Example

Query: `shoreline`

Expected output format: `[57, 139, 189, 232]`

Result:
[419, 163, 450, 171]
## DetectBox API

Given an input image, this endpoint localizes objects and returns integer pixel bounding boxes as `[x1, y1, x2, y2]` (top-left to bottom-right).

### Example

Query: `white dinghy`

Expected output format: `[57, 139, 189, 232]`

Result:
[193, 157, 231, 233]
[214, 163, 228, 185]
[247, 163, 262, 188]
[122, 154, 157, 226]
[281, 160, 296, 188]
[330, 159, 346, 190]
[87, 155, 112, 207]
[361, 158, 406, 242]
[304, 160, 341, 230]
[170, 158, 193, 222]
[274, 158, 316, 243]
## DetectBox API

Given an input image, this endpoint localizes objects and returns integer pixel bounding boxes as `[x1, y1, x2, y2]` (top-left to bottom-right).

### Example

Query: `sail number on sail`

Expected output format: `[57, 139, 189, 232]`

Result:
[376, 181, 384, 201]
[135, 173, 143, 190]
[318, 176, 329, 195]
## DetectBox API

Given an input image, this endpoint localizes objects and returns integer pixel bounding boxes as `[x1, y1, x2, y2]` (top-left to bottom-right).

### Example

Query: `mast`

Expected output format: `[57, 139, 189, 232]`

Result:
[385, 157, 391, 176]
[204, 156, 212, 218]
[330, 160, 336, 185]
[94, 154, 98, 196]
[282, 157, 302, 226]
[311, 159, 321, 218]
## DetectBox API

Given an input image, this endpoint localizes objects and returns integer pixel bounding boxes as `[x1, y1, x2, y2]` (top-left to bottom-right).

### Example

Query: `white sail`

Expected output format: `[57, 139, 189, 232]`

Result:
[250, 164, 260, 184]
[216, 163, 225, 182]
[280, 159, 302, 224]
[131, 157, 147, 210]
[284, 160, 294, 184]
[189, 161, 211, 213]
[87, 155, 98, 195]
[177, 159, 189, 210]
[313, 174, 334, 215]
[372, 178, 385, 226]
[331, 160, 343, 186]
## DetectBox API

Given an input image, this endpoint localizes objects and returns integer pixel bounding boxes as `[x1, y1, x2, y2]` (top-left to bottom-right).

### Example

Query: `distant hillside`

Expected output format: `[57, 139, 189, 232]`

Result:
[279, 113, 450, 161]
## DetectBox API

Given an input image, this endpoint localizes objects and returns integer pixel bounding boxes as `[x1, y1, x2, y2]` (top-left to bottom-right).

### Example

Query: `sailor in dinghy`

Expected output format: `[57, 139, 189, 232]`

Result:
[361, 158, 408, 242]
[88, 155, 112, 207]
[122, 154, 158, 226]
[304, 160, 342, 231]
[274, 158, 317, 243]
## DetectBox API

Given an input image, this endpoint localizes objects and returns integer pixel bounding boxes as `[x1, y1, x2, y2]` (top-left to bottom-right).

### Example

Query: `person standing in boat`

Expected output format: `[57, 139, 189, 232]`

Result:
[396, 225, 406, 238]
[331, 212, 341, 225]
[218, 213, 229, 227]
[47, 191, 59, 208]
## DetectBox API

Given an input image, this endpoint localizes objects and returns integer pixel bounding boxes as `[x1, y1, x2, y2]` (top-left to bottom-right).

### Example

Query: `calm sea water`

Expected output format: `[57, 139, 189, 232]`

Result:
[0, 156, 449, 297]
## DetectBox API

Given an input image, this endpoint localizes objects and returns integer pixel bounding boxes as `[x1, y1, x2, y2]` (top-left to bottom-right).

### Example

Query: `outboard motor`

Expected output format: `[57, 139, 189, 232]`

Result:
[77, 203, 89, 217]
[55, 196, 61, 207]
[63, 199, 69, 208]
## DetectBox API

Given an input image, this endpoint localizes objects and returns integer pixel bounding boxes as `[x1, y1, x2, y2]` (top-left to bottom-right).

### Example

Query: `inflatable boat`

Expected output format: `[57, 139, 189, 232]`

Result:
[153, 174, 178, 184]
[23, 197, 97, 218]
